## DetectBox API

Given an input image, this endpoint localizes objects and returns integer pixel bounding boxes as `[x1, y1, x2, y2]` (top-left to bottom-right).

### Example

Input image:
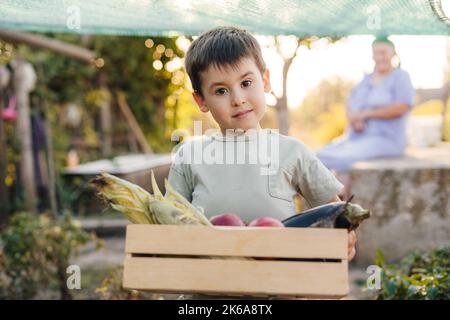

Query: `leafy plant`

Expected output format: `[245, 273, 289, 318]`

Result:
[0, 212, 100, 299]
[291, 77, 354, 148]
[95, 266, 156, 300]
[374, 247, 449, 300]
[312, 103, 347, 145]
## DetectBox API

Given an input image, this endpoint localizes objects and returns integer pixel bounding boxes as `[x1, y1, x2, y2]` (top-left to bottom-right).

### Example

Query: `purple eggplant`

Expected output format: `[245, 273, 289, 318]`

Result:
[282, 196, 370, 230]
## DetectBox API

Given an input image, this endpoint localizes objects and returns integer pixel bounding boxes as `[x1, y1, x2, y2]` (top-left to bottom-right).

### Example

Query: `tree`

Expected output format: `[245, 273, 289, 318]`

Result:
[262, 36, 342, 135]
[290, 77, 354, 148]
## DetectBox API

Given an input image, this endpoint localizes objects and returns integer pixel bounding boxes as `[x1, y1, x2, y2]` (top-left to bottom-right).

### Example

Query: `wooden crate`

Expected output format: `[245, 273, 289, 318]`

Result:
[123, 224, 349, 299]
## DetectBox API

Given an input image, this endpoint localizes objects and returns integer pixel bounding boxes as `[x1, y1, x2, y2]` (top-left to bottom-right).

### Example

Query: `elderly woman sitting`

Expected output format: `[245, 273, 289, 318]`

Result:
[317, 36, 415, 198]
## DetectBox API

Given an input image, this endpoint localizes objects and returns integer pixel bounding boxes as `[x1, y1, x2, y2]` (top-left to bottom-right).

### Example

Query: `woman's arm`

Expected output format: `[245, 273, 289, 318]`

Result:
[360, 102, 410, 120]
[348, 103, 410, 131]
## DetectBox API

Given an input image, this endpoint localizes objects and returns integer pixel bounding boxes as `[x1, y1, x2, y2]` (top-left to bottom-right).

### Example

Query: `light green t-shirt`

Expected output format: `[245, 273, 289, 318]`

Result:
[167, 129, 343, 222]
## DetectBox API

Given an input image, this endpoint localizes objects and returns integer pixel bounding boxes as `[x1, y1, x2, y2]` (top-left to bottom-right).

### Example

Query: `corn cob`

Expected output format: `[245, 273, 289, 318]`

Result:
[149, 200, 203, 225]
[91, 173, 155, 224]
[91, 171, 210, 226]
[163, 178, 211, 226]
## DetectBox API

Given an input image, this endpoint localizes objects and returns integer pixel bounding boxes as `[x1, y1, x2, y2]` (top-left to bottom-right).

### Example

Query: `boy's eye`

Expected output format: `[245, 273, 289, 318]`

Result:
[215, 88, 227, 95]
[242, 80, 252, 87]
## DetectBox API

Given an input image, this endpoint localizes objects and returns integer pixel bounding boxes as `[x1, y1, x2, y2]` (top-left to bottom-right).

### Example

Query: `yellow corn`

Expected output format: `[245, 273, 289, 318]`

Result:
[149, 200, 203, 225]
[164, 178, 211, 226]
[91, 171, 210, 226]
[91, 173, 155, 224]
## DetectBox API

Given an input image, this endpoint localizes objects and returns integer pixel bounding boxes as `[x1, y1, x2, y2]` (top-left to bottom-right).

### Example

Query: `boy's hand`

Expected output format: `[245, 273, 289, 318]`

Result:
[347, 230, 357, 261]
[326, 196, 358, 261]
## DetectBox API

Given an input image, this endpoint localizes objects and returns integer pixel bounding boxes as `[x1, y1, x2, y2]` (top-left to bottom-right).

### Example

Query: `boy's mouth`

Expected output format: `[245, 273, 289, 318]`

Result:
[232, 109, 253, 119]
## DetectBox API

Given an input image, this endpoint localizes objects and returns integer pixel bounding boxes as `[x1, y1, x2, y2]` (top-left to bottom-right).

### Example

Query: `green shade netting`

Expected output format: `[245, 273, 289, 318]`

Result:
[1, 0, 449, 36]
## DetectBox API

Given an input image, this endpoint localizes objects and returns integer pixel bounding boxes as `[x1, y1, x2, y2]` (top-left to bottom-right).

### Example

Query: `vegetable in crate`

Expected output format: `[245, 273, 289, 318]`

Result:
[209, 213, 245, 226]
[90, 172, 154, 224]
[282, 196, 370, 230]
[248, 217, 284, 227]
[91, 171, 211, 226]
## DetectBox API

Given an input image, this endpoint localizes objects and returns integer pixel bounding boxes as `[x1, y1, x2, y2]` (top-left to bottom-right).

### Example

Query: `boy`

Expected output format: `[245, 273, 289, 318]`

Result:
[168, 26, 357, 261]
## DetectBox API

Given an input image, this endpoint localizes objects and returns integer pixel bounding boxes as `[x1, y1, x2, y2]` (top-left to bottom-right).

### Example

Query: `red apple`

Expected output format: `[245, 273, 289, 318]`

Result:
[247, 217, 284, 227]
[209, 213, 245, 226]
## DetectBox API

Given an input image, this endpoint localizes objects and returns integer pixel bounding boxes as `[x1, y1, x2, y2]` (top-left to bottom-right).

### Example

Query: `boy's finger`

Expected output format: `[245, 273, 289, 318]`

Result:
[351, 230, 357, 241]
[348, 247, 356, 261]
[348, 231, 357, 247]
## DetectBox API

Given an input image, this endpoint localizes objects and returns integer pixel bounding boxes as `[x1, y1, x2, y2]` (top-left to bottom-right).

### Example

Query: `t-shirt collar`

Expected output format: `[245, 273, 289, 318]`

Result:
[209, 128, 263, 142]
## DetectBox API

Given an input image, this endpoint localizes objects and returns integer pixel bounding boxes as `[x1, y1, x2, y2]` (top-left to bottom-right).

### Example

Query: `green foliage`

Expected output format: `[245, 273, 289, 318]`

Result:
[0, 41, 15, 64]
[19, 33, 188, 160]
[84, 88, 111, 113]
[67, 266, 117, 300]
[295, 77, 353, 125]
[291, 77, 353, 148]
[95, 266, 155, 300]
[374, 247, 450, 300]
[89, 35, 186, 152]
[0, 212, 100, 299]
[311, 103, 347, 146]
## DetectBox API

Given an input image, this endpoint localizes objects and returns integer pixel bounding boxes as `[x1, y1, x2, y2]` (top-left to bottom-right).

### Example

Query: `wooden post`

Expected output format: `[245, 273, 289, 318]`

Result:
[116, 91, 153, 154]
[100, 98, 112, 156]
[0, 90, 8, 221]
[273, 37, 301, 135]
[43, 105, 58, 217]
[14, 53, 37, 213]
[442, 82, 449, 141]
[98, 72, 112, 157]
[0, 30, 96, 63]
[127, 126, 139, 153]
[442, 45, 449, 141]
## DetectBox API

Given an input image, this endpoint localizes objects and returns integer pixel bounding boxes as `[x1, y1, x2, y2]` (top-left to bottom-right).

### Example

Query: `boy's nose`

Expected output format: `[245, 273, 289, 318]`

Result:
[231, 92, 246, 107]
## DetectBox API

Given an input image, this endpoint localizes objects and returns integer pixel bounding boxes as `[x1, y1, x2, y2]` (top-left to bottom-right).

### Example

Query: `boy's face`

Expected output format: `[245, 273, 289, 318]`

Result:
[192, 56, 271, 133]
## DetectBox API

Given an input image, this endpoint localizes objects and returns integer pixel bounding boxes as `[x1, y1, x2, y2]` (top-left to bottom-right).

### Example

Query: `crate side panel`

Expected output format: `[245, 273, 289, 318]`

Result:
[125, 225, 347, 259]
[123, 257, 349, 298]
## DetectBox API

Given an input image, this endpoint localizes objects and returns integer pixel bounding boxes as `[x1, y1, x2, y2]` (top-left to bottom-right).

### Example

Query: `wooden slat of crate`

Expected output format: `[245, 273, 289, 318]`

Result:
[125, 224, 347, 259]
[123, 257, 348, 298]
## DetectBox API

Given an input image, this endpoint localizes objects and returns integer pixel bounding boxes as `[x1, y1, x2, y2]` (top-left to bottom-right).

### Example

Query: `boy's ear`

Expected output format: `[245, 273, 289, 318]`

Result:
[263, 69, 272, 93]
[192, 91, 209, 113]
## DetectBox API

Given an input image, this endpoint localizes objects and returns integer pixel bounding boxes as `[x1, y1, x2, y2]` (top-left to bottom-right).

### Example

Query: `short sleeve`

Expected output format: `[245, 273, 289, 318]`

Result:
[166, 143, 194, 202]
[294, 143, 344, 208]
[392, 70, 415, 108]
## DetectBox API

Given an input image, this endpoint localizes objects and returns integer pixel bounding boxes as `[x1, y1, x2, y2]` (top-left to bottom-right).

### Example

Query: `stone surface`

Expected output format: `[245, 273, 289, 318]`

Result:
[350, 143, 450, 266]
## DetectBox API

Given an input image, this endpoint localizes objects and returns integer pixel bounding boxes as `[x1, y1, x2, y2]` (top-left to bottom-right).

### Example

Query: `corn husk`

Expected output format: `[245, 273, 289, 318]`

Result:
[91, 171, 211, 226]
[91, 173, 155, 224]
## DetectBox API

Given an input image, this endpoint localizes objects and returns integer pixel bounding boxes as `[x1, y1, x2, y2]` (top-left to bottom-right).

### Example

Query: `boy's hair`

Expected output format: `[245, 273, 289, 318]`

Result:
[184, 26, 266, 97]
